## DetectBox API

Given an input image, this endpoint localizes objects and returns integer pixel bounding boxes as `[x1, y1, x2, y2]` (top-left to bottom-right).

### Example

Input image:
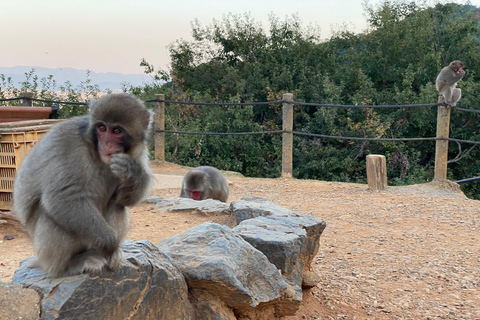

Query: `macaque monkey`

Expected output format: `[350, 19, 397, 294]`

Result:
[13, 93, 153, 277]
[180, 166, 229, 202]
[436, 60, 466, 107]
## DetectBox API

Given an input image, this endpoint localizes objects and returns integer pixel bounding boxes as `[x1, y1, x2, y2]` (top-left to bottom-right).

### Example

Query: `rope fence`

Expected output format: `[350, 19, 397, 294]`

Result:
[2, 93, 479, 183]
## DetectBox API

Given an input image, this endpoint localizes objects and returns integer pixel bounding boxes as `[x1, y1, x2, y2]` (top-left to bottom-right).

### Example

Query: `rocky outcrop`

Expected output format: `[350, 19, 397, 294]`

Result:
[7, 197, 326, 320]
[11, 241, 194, 320]
[231, 196, 327, 288]
[158, 222, 299, 318]
[0, 281, 41, 320]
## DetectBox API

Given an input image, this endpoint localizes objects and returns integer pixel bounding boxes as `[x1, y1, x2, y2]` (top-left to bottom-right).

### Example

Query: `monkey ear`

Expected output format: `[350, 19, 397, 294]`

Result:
[88, 98, 99, 112]
[141, 110, 154, 131]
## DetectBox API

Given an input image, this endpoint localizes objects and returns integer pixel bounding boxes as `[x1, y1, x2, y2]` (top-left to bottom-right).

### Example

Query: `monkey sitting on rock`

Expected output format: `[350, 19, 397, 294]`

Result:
[180, 166, 230, 202]
[13, 93, 153, 277]
[436, 60, 466, 107]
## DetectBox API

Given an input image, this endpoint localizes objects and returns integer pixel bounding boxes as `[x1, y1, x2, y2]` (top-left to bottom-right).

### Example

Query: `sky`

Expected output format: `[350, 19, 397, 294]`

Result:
[1, 0, 478, 75]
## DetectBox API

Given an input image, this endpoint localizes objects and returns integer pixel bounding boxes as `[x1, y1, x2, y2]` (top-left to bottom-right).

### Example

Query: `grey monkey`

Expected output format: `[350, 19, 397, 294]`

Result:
[436, 60, 465, 107]
[180, 166, 229, 202]
[13, 93, 153, 277]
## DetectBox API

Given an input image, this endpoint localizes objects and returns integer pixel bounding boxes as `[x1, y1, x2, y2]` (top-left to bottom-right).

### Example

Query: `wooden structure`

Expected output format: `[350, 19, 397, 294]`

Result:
[434, 96, 450, 181]
[282, 93, 294, 178]
[0, 106, 56, 123]
[0, 119, 62, 210]
[366, 155, 387, 191]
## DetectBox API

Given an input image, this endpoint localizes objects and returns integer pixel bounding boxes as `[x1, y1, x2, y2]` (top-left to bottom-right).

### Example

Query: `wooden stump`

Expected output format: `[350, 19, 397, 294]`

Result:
[366, 155, 387, 191]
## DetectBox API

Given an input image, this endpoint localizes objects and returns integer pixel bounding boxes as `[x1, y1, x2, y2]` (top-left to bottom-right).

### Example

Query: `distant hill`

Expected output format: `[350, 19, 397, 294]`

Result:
[0, 66, 152, 91]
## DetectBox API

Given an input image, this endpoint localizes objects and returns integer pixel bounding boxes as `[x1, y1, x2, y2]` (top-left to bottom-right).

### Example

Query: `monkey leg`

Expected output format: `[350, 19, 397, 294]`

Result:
[103, 205, 129, 270]
[65, 249, 108, 276]
[442, 88, 454, 106]
[32, 214, 107, 277]
[451, 88, 462, 106]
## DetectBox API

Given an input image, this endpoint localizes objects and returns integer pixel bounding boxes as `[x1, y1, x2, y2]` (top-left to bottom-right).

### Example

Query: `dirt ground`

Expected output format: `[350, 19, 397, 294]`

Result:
[1, 161, 479, 320]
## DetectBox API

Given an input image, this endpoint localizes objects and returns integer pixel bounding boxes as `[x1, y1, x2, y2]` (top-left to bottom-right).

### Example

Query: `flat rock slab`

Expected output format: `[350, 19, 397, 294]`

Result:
[155, 196, 231, 214]
[12, 241, 194, 320]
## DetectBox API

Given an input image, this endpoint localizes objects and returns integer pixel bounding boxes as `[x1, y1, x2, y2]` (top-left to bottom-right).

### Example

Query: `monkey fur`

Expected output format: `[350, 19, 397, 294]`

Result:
[13, 93, 153, 277]
[436, 60, 465, 107]
[180, 166, 229, 202]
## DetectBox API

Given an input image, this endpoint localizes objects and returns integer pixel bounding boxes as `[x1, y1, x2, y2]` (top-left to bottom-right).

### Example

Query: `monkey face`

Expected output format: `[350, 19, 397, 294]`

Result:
[96, 122, 126, 164]
[188, 190, 203, 200]
[450, 60, 465, 74]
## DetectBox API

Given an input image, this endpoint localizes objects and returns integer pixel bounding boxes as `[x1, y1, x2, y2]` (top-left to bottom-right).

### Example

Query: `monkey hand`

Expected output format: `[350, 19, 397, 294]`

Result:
[107, 248, 124, 270]
[110, 153, 139, 182]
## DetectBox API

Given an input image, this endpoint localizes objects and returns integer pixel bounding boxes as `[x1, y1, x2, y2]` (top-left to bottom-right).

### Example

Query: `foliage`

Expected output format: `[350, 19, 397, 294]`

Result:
[144, 1, 480, 198]
[3, 1, 480, 198]
[0, 69, 100, 117]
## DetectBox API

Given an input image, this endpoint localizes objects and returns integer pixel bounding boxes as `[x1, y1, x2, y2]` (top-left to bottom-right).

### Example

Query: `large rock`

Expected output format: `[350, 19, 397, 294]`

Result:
[158, 223, 292, 314]
[12, 241, 194, 320]
[233, 215, 306, 288]
[230, 197, 327, 287]
[155, 196, 231, 214]
[0, 281, 41, 320]
[190, 291, 237, 320]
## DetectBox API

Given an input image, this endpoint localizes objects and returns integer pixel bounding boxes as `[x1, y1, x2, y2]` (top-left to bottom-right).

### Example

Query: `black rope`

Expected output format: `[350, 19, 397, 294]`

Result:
[155, 129, 480, 145]
[0, 97, 87, 105]
[156, 130, 283, 135]
[0, 97, 22, 102]
[455, 107, 480, 114]
[145, 99, 284, 106]
[3, 96, 479, 113]
[292, 101, 443, 108]
[455, 176, 480, 184]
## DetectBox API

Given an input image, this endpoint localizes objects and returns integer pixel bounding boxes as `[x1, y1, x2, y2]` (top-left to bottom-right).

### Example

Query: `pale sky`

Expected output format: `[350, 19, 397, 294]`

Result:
[1, 0, 477, 75]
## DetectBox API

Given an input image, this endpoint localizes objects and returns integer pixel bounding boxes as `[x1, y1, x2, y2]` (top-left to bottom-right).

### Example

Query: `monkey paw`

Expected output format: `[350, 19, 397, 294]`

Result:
[110, 153, 133, 180]
[107, 248, 124, 270]
[81, 254, 108, 275]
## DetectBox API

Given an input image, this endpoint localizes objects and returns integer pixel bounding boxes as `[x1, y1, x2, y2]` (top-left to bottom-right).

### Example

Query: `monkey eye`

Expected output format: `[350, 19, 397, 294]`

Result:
[97, 124, 107, 132]
[112, 127, 122, 135]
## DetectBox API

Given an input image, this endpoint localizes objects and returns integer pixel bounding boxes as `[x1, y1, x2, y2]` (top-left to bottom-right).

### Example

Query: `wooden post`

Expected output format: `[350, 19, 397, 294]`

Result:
[154, 94, 165, 161]
[21, 92, 33, 106]
[434, 96, 450, 181]
[282, 93, 294, 178]
[366, 154, 387, 191]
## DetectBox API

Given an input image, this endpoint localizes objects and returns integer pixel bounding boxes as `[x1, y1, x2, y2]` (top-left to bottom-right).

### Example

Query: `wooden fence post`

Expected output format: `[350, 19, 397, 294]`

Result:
[366, 154, 387, 191]
[155, 94, 165, 161]
[434, 97, 450, 181]
[282, 93, 294, 178]
[21, 92, 33, 106]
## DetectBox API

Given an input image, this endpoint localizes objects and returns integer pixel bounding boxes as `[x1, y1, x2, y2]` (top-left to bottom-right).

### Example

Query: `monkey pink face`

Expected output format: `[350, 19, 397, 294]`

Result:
[188, 190, 202, 200]
[96, 123, 125, 164]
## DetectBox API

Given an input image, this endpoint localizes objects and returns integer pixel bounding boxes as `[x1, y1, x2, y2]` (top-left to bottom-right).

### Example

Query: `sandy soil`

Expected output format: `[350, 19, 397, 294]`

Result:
[1, 161, 479, 320]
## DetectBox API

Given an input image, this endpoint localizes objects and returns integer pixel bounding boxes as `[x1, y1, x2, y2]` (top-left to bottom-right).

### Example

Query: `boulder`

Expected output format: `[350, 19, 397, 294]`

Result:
[0, 281, 41, 320]
[230, 197, 326, 287]
[12, 241, 194, 320]
[158, 223, 295, 316]
[233, 215, 306, 288]
[191, 291, 237, 320]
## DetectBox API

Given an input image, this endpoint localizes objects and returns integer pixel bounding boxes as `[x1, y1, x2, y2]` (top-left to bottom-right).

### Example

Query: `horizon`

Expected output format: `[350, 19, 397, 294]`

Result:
[1, 1, 478, 75]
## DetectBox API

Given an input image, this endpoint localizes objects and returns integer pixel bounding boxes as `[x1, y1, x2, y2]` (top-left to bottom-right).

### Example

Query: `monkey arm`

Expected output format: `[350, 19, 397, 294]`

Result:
[42, 191, 119, 257]
[445, 70, 465, 85]
[110, 153, 152, 207]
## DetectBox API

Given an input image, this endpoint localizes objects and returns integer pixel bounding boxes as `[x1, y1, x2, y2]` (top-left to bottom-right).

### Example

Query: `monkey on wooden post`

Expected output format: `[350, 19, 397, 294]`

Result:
[436, 60, 466, 107]
[13, 93, 153, 277]
[180, 166, 230, 202]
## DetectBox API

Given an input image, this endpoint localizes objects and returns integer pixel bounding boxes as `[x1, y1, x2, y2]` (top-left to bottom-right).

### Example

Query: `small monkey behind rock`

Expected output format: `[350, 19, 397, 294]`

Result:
[180, 166, 229, 202]
[436, 60, 465, 107]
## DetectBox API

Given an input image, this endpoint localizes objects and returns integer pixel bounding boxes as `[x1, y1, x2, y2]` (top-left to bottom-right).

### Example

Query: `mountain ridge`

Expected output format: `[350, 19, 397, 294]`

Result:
[0, 66, 152, 91]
